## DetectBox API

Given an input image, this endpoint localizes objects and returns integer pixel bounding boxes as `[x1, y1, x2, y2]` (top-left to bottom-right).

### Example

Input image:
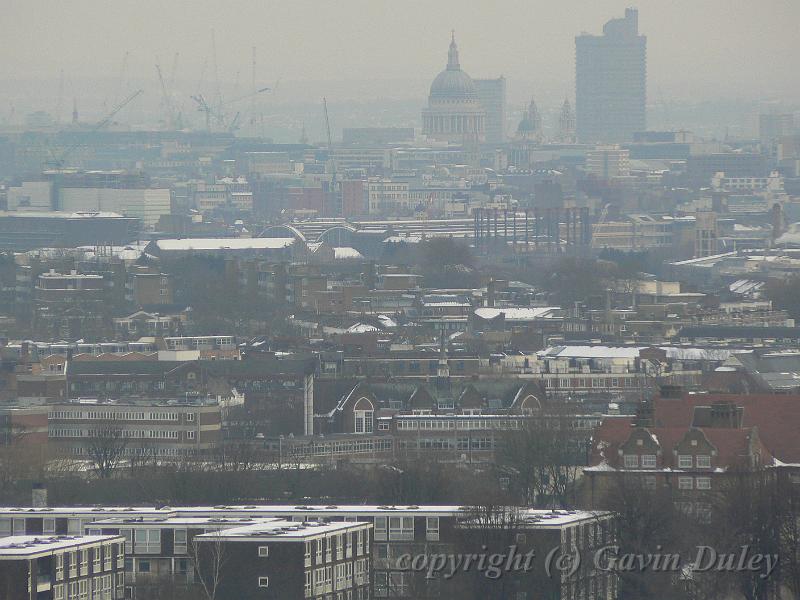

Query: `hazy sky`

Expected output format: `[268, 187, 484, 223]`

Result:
[3, 0, 799, 105]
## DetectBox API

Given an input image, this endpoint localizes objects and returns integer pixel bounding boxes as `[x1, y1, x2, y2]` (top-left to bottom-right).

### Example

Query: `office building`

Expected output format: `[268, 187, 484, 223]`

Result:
[0, 211, 139, 252]
[585, 145, 631, 179]
[759, 113, 795, 146]
[475, 77, 507, 144]
[59, 188, 171, 229]
[575, 8, 646, 143]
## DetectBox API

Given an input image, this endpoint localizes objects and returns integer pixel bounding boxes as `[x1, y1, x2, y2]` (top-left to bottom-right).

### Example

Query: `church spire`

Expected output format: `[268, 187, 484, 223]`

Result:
[447, 31, 460, 70]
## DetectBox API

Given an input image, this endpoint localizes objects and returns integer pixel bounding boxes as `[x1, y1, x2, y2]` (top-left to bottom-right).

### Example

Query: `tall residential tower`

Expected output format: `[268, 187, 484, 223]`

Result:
[575, 8, 646, 143]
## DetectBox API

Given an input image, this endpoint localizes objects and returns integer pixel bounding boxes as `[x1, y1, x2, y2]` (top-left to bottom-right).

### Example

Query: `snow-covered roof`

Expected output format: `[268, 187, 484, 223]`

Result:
[155, 238, 295, 251]
[346, 323, 380, 334]
[474, 307, 560, 321]
[540, 345, 644, 359]
[0, 535, 122, 557]
[333, 247, 363, 260]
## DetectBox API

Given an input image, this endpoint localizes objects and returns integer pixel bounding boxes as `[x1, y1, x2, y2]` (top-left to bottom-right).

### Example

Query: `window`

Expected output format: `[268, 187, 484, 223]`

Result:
[388, 516, 414, 541]
[44, 518, 56, 534]
[623, 454, 638, 468]
[138, 560, 151, 573]
[354, 410, 374, 434]
[187, 431, 196, 440]
[641, 454, 657, 469]
[389, 572, 409, 596]
[375, 572, 388, 597]
[258, 576, 269, 588]
[69, 551, 78, 577]
[678, 455, 693, 469]
[304, 541, 311, 567]
[54, 584, 64, 600]
[120, 529, 132, 554]
[374, 517, 387, 541]
[258, 546, 269, 557]
[678, 476, 694, 490]
[174, 529, 187, 554]
[12, 518, 25, 535]
[187, 413, 196, 423]
[134, 529, 161, 554]
[80, 549, 89, 575]
[696, 455, 711, 468]
[426, 517, 439, 541]
[696, 477, 712, 490]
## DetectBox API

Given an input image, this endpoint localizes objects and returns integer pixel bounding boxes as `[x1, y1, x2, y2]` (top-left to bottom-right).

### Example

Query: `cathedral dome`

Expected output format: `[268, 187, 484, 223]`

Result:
[430, 69, 477, 100]
[429, 34, 477, 101]
[517, 115, 535, 134]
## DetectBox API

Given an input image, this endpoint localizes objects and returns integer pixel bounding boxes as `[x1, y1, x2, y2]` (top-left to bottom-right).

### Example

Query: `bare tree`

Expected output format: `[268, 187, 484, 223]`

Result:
[496, 412, 584, 507]
[189, 531, 229, 600]
[708, 470, 784, 600]
[85, 420, 129, 479]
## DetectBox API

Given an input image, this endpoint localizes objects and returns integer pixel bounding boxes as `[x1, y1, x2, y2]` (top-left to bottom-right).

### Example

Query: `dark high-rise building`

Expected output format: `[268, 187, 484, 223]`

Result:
[575, 8, 646, 143]
[475, 77, 507, 144]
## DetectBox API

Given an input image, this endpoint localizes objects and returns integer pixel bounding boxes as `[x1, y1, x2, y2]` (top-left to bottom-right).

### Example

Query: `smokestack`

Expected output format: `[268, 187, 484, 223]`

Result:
[32, 483, 47, 508]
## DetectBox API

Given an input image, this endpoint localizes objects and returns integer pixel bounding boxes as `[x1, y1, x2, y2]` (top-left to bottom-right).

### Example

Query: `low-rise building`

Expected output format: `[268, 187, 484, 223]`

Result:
[0, 534, 125, 600]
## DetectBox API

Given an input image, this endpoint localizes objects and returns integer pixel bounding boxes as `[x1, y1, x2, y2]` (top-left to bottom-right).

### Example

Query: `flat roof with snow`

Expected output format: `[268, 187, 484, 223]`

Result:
[155, 237, 295, 251]
[0, 535, 123, 558]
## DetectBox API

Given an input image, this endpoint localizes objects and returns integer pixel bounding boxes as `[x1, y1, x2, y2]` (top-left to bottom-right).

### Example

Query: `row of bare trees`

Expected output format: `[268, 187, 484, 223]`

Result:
[598, 470, 800, 600]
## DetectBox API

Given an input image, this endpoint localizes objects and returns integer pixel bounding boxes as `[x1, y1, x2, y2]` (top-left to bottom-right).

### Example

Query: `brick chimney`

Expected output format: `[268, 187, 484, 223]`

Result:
[710, 401, 742, 429]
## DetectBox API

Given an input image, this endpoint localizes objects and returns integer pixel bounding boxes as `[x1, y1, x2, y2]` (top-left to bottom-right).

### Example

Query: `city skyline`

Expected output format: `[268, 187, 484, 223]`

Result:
[2, 0, 799, 105]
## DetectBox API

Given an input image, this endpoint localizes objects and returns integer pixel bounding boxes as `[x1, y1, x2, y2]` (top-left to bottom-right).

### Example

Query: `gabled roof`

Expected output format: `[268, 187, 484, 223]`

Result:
[589, 419, 768, 470]
[457, 384, 484, 409]
[654, 393, 800, 463]
[408, 385, 435, 410]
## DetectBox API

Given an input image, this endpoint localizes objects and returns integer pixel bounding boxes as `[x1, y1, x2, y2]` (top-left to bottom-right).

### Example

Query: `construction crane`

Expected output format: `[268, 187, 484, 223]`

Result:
[592, 202, 611, 248]
[191, 87, 270, 132]
[156, 62, 177, 130]
[323, 97, 337, 217]
[45, 89, 143, 169]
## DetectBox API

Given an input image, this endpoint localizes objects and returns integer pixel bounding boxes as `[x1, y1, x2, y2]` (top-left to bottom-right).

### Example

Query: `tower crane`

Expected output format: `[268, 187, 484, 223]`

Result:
[323, 97, 337, 217]
[191, 87, 270, 132]
[45, 89, 143, 169]
[156, 62, 178, 130]
[592, 202, 611, 247]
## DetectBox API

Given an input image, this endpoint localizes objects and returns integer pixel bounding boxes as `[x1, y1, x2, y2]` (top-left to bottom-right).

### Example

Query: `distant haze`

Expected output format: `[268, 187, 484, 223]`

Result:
[1, 0, 798, 141]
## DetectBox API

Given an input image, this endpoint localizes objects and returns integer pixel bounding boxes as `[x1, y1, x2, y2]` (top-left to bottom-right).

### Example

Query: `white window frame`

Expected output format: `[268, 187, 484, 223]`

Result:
[640, 454, 656, 469]
[174, 529, 187, 554]
[678, 476, 693, 490]
[678, 455, 693, 469]
[623, 454, 638, 468]
[426, 517, 440, 541]
[258, 576, 269, 588]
